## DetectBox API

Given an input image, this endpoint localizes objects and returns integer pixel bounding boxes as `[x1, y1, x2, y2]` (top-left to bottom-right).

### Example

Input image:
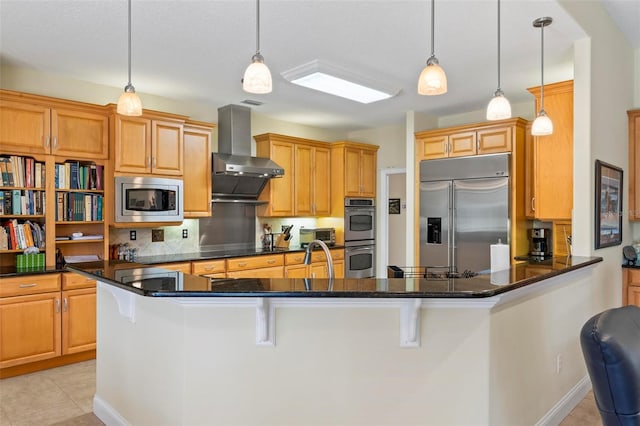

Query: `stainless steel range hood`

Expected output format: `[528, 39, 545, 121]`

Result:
[212, 104, 284, 203]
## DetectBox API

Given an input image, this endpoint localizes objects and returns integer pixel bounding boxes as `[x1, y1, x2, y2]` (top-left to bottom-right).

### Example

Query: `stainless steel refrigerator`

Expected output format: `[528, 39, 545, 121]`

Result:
[419, 153, 510, 273]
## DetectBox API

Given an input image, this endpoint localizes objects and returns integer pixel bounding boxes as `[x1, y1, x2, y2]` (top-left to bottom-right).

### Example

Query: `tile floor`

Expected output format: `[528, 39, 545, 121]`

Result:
[0, 360, 601, 426]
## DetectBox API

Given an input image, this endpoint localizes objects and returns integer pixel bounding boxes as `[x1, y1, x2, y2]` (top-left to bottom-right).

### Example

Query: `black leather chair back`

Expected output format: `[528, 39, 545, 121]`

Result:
[580, 305, 640, 426]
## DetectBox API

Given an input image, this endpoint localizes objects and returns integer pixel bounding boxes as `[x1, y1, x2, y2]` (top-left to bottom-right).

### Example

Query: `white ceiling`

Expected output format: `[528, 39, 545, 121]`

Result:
[0, 0, 637, 132]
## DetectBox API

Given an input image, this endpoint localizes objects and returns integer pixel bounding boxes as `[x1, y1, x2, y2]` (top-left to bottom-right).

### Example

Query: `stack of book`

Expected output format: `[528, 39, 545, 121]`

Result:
[0, 219, 45, 250]
[55, 193, 103, 222]
[0, 156, 46, 188]
[54, 161, 103, 190]
[0, 189, 46, 215]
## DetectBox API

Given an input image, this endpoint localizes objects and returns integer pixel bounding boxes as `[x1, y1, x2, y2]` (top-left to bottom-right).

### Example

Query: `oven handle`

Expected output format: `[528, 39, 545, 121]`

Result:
[346, 207, 375, 214]
[346, 246, 375, 253]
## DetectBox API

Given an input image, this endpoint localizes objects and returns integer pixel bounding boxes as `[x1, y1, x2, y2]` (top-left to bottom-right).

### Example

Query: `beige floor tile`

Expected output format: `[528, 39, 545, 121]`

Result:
[50, 412, 104, 426]
[0, 406, 13, 426]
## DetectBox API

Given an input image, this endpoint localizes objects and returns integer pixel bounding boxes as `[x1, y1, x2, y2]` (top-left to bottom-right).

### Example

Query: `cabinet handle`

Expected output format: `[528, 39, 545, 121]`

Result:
[267, 259, 276, 264]
[63, 298, 68, 312]
[45, 136, 50, 150]
[56, 299, 61, 313]
[53, 136, 58, 149]
[204, 266, 214, 271]
[238, 262, 248, 267]
[531, 197, 536, 212]
[19, 283, 37, 288]
[153, 157, 157, 168]
[311, 272, 316, 278]
[147, 156, 151, 167]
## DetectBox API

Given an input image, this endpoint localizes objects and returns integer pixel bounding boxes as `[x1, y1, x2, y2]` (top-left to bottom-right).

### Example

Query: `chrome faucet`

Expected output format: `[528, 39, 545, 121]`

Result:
[304, 239, 334, 279]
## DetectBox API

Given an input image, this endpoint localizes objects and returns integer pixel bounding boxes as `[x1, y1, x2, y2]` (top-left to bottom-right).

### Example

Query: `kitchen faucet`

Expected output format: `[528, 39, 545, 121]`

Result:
[304, 239, 334, 280]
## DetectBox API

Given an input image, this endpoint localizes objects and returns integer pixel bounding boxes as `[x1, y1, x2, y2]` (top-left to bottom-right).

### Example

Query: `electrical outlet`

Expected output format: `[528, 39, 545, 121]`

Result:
[556, 354, 563, 374]
[151, 229, 164, 242]
[129, 230, 136, 241]
[182, 229, 188, 239]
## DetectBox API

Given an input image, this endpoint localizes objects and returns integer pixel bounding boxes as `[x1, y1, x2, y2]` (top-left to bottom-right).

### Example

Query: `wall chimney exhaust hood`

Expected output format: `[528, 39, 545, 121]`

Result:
[212, 105, 284, 203]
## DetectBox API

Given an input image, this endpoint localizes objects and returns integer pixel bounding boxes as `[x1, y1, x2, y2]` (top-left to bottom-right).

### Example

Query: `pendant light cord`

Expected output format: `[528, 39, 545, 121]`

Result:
[256, 0, 261, 54]
[127, 0, 132, 86]
[430, 0, 435, 57]
[496, 0, 501, 91]
[540, 22, 545, 110]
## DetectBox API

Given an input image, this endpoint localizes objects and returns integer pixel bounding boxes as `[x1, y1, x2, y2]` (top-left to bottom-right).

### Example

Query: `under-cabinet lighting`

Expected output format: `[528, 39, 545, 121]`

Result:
[282, 60, 399, 104]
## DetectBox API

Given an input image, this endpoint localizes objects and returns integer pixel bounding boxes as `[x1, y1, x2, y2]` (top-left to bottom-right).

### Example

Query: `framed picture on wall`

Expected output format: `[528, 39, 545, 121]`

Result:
[388, 198, 401, 214]
[595, 160, 623, 249]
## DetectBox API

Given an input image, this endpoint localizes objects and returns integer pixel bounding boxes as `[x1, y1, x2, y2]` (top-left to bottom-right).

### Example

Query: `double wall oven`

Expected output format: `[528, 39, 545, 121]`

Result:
[344, 198, 375, 278]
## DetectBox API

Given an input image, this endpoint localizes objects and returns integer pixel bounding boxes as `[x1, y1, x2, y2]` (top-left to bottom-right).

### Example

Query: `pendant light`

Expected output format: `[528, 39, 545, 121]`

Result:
[242, 0, 272, 94]
[531, 17, 553, 135]
[486, 0, 511, 120]
[117, 0, 142, 116]
[417, 0, 447, 96]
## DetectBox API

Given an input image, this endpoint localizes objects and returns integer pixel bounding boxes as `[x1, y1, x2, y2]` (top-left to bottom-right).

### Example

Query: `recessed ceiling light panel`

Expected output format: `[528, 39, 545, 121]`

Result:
[282, 60, 400, 104]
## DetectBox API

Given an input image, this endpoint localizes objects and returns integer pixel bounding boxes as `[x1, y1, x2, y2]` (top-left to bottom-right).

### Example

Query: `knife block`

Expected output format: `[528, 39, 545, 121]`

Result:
[274, 233, 290, 249]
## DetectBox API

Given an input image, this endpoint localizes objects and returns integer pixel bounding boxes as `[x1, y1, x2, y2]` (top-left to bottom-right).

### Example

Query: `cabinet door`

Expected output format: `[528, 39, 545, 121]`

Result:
[344, 148, 363, 196]
[266, 141, 295, 216]
[152, 120, 183, 176]
[285, 264, 309, 278]
[0, 100, 50, 155]
[628, 110, 640, 220]
[183, 126, 212, 217]
[628, 286, 640, 307]
[360, 149, 377, 197]
[418, 135, 447, 160]
[524, 125, 536, 218]
[477, 126, 511, 154]
[114, 115, 151, 173]
[449, 131, 476, 157]
[294, 144, 313, 216]
[52, 108, 108, 159]
[333, 260, 345, 279]
[0, 292, 61, 368]
[313, 146, 331, 215]
[62, 288, 96, 354]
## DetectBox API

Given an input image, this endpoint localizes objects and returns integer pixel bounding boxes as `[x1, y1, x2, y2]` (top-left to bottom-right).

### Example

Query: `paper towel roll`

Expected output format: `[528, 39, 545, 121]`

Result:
[490, 242, 510, 272]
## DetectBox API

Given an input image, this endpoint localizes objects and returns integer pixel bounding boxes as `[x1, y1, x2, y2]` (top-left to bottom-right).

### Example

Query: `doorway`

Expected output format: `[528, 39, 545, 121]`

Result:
[378, 168, 406, 277]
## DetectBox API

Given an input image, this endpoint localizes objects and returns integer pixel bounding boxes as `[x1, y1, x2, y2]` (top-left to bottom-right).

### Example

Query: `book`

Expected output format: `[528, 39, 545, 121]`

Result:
[0, 157, 10, 186]
[12, 190, 21, 215]
[84, 194, 92, 221]
[69, 161, 79, 190]
[5, 158, 15, 187]
[89, 164, 97, 190]
[96, 195, 103, 221]
[34, 162, 42, 189]
[95, 164, 103, 190]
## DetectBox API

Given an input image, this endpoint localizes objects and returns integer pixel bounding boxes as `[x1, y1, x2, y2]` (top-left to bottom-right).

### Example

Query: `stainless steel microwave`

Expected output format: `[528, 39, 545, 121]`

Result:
[299, 228, 336, 247]
[115, 176, 184, 223]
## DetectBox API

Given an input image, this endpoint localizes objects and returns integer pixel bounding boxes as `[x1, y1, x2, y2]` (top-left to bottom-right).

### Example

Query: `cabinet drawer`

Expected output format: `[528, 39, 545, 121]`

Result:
[155, 262, 192, 274]
[62, 272, 96, 290]
[0, 274, 61, 297]
[285, 253, 306, 265]
[226, 266, 284, 278]
[192, 260, 226, 276]
[330, 249, 344, 261]
[227, 255, 284, 272]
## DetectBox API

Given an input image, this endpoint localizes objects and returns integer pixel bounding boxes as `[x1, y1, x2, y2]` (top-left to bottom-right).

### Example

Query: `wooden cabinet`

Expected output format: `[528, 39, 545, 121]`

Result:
[255, 135, 295, 216]
[112, 113, 185, 176]
[256, 133, 333, 217]
[525, 80, 573, 220]
[284, 249, 344, 279]
[628, 109, 640, 220]
[332, 142, 378, 199]
[226, 254, 284, 278]
[191, 259, 225, 278]
[0, 93, 108, 159]
[416, 119, 516, 161]
[155, 262, 192, 274]
[0, 274, 62, 369]
[183, 121, 214, 217]
[294, 144, 331, 216]
[622, 268, 640, 307]
[62, 286, 96, 355]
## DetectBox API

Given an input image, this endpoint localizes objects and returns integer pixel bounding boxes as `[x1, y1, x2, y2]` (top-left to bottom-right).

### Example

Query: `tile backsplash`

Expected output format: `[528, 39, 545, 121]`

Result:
[109, 219, 199, 257]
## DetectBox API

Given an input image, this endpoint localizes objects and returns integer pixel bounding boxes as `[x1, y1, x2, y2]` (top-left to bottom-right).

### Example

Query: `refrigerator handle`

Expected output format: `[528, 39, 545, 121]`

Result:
[450, 183, 455, 271]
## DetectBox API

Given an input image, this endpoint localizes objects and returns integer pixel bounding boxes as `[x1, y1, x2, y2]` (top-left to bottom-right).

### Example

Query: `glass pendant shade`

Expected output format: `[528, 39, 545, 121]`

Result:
[418, 58, 447, 95]
[117, 85, 142, 116]
[486, 90, 512, 120]
[243, 54, 272, 94]
[531, 110, 553, 135]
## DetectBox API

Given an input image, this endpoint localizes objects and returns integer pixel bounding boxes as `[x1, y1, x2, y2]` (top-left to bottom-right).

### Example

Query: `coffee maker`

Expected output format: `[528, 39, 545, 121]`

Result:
[529, 228, 552, 258]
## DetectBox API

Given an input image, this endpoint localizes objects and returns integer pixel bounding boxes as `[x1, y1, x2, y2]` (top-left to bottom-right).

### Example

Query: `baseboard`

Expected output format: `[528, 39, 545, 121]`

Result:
[536, 375, 592, 426]
[94, 394, 130, 426]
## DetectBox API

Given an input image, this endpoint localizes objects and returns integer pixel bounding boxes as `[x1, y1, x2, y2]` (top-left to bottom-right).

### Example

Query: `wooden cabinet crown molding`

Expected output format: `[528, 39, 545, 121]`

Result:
[414, 117, 529, 139]
[1, 89, 109, 115]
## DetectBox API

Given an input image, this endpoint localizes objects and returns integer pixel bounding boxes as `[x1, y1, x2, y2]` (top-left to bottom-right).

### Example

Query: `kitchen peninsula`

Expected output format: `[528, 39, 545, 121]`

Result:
[69, 256, 601, 426]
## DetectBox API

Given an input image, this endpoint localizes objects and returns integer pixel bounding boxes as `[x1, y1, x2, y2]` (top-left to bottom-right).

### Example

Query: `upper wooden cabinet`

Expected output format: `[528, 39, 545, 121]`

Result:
[415, 119, 515, 161]
[112, 111, 185, 176]
[183, 121, 214, 218]
[526, 80, 574, 220]
[330, 141, 379, 211]
[628, 109, 640, 220]
[0, 92, 108, 159]
[255, 133, 332, 217]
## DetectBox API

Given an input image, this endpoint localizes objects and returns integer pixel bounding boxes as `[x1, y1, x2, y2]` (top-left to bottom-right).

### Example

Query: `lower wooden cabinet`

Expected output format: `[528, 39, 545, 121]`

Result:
[155, 262, 192, 274]
[623, 268, 640, 307]
[0, 272, 96, 373]
[226, 266, 284, 278]
[284, 250, 344, 279]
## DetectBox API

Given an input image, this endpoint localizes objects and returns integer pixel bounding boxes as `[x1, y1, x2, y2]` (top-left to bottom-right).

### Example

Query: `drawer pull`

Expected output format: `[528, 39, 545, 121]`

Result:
[238, 262, 248, 267]
[267, 259, 276, 264]
[19, 283, 38, 288]
[204, 266, 214, 271]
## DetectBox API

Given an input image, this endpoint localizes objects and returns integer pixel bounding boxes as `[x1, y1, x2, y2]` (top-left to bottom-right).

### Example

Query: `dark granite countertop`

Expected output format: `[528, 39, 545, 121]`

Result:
[621, 260, 640, 268]
[66, 256, 602, 299]
[0, 265, 66, 277]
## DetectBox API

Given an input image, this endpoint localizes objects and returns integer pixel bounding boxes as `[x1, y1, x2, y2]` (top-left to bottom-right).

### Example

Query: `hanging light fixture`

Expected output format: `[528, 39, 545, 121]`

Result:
[242, 0, 272, 94]
[117, 0, 142, 116]
[417, 0, 447, 96]
[486, 0, 511, 120]
[531, 17, 553, 135]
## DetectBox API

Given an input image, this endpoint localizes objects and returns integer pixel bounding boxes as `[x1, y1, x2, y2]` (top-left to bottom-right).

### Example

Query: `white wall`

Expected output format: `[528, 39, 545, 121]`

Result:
[387, 173, 406, 267]
[348, 122, 405, 169]
[438, 100, 536, 128]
